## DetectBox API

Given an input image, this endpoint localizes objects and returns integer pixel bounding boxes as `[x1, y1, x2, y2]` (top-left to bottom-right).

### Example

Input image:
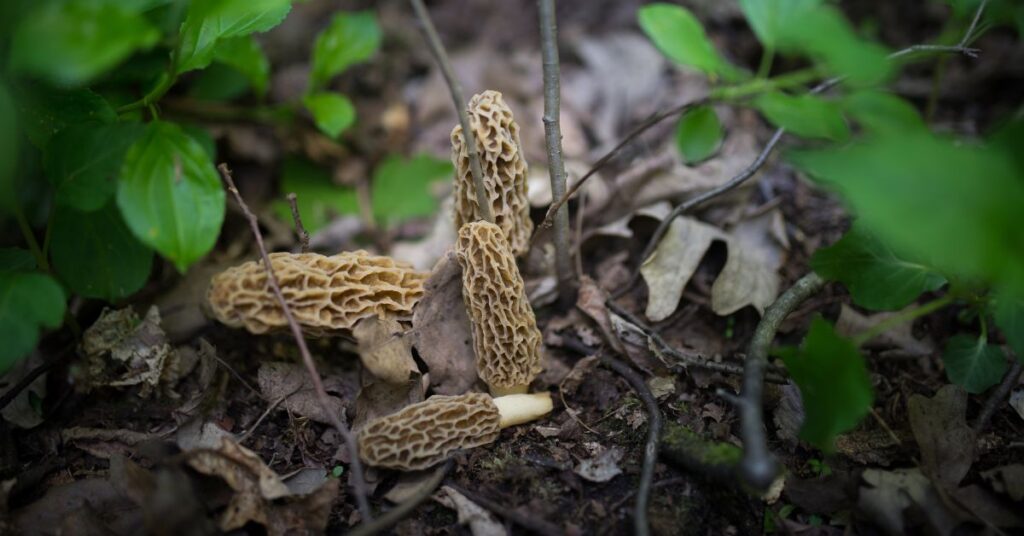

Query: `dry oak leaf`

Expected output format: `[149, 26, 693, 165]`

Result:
[207, 250, 426, 336]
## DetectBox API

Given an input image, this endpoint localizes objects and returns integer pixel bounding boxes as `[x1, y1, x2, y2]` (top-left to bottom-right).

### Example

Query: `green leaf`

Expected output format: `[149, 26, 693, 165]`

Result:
[303, 92, 356, 138]
[843, 91, 927, 134]
[117, 121, 225, 272]
[181, 124, 217, 160]
[775, 317, 873, 452]
[0, 248, 35, 273]
[188, 63, 252, 101]
[0, 82, 16, 214]
[272, 157, 357, 233]
[44, 123, 146, 212]
[51, 202, 153, 301]
[739, 0, 820, 48]
[790, 131, 1024, 296]
[371, 154, 453, 227]
[15, 86, 117, 147]
[675, 105, 723, 165]
[993, 291, 1024, 360]
[0, 272, 66, 373]
[811, 223, 946, 311]
[943, 334, 1008, 393]
[637, 3, 741, 81]
[753, 92, 849, 141]
[212, 35, 270, 97]
[10, 0, 160, 86]
[775, 5, 891, 85]
[176, 0, 292, 74]
[309, 11, 381, 89]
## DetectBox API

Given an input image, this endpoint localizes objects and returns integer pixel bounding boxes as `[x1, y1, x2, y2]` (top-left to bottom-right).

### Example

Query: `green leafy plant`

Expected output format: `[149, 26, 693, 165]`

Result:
[0, 0, 386, 373]
[638, 0, 1023, 451]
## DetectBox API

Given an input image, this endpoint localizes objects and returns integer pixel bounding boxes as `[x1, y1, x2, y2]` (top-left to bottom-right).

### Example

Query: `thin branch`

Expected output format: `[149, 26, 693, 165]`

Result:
[348, 460, 451, 536]
[285, 193, 310, 253]
[217, 164, 373, 522]
[535, 99, 707, 235]
[599, 352, 662, 536]
[731, 273, 825, 491]
[408, 0, 493, 223]
[972, 357, 1022, 434]
[538, 0, 575, 303]
[446, 483, 563, 536]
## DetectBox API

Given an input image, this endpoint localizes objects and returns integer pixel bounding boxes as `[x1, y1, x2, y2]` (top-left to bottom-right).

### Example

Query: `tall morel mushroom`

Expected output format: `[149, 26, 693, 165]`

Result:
[456, 221, 543, 396]
[358, 392, 552, 471]
[207, 251, 426, 336]
[451, 90, 532, 255]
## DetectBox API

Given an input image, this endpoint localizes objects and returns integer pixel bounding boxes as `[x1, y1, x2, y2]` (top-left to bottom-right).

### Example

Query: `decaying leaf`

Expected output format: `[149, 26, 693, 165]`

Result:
[858, 468, 958, 536]
[257, 362, 346, 425]
[908, 385, 974, 489]
[352, 372, 425, 433]
[81, 306, 196, 397]
[437, 485, 507, 536]
[639, 209, 787, 320]
[411, 252, 478, 395]
[185, 436, 338, 534]
[574, 445, 624, 483]
[353, 315, 418, 384]
[0, 352, 47, 429]
[710, 210, 786, 316]
[835, 304, 934, 356]
[640, 215, 724, 321]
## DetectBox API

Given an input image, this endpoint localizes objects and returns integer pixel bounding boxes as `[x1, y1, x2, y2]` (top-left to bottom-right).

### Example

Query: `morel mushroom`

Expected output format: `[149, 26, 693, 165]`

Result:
[451, 90, 532, 255]
[456, 221, 543, 396]
[207, 251, 426, 336]
[358, 392, 552, 471]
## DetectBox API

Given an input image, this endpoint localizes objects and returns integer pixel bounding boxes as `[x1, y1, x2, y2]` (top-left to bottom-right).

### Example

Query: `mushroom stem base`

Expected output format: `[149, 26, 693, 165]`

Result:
[493, 392, 553, 428]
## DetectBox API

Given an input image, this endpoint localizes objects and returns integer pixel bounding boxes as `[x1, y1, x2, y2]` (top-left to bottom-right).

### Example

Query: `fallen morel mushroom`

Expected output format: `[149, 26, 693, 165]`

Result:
[456, 221, 543, 396]
[207, 251, 426, 336]
[451, 90, 532, 255]
[358, 392, 552, 471]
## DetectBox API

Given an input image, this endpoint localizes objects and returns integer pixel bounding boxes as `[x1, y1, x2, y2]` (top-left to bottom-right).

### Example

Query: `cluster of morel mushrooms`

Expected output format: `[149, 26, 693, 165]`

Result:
[206, 90, 553, 471]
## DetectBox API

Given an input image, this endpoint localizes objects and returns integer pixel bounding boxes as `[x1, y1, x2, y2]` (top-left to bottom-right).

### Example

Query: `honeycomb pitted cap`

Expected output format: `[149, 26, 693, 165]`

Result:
[207, 251, 427, 336]
[358, 393, 501, 471]
[456, 221, 542, 396]
[451, 90, 532, 256]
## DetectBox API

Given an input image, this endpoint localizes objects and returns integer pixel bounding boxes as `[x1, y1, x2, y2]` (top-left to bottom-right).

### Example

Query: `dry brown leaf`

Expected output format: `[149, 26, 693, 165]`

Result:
[411, 252, 478, 395]
[82, 306, 184, 396]
[576, 276, 625, 354]
[640, 215, 724, 321]
[437, 485, 507, 536]
[353, 316, 418, 384]
[835, 305, 934, 355]
[908, 385, 974, 489]
[574, 445, 624, 483]
[352, 372, 425, 433]
[858, 468, 958, 536]
[257, 362, 345, 425]
[710, 210, 787, 316]
[185, 436, 337, 534]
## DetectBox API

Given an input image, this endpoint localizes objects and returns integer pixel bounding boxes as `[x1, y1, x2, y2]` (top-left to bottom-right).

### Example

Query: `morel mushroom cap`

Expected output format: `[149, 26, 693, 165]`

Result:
[358, 392, 552, 471]
[451, 90, 532, 255]
[207, 251, 426, 336]
[456, 221, 543, 396]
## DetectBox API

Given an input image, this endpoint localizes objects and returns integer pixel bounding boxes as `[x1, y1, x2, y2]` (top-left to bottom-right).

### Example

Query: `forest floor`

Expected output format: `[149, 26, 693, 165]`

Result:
[2, 1, 1023, 535]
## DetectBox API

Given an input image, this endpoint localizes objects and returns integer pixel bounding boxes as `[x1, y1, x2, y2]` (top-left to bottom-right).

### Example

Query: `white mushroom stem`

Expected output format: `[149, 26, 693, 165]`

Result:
[492, 392, 553, 428]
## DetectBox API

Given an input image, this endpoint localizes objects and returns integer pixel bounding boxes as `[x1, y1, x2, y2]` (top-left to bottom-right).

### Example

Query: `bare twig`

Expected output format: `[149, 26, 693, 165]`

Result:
[599, 352, 662, 536]
[727, 273, 825, 491]
[348, 460, 451, 536]
[536, 99, 707, 235]
[538, 0, 575, 303]
[217, 164, 373, 522]
[285, 193, 310, 253]
[972, 358, 1022, 434]
[446, 483, 563, 536]
[408, 0, 492, 224]
[0, 348, 69, 411]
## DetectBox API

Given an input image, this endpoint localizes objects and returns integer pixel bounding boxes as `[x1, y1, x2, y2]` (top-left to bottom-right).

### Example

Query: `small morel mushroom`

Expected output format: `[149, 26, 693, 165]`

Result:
[456, 221, 543, 396]
[207, 251, 426, 336]
[451, 90, 532, 255]
[358, 392, 552, 471]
